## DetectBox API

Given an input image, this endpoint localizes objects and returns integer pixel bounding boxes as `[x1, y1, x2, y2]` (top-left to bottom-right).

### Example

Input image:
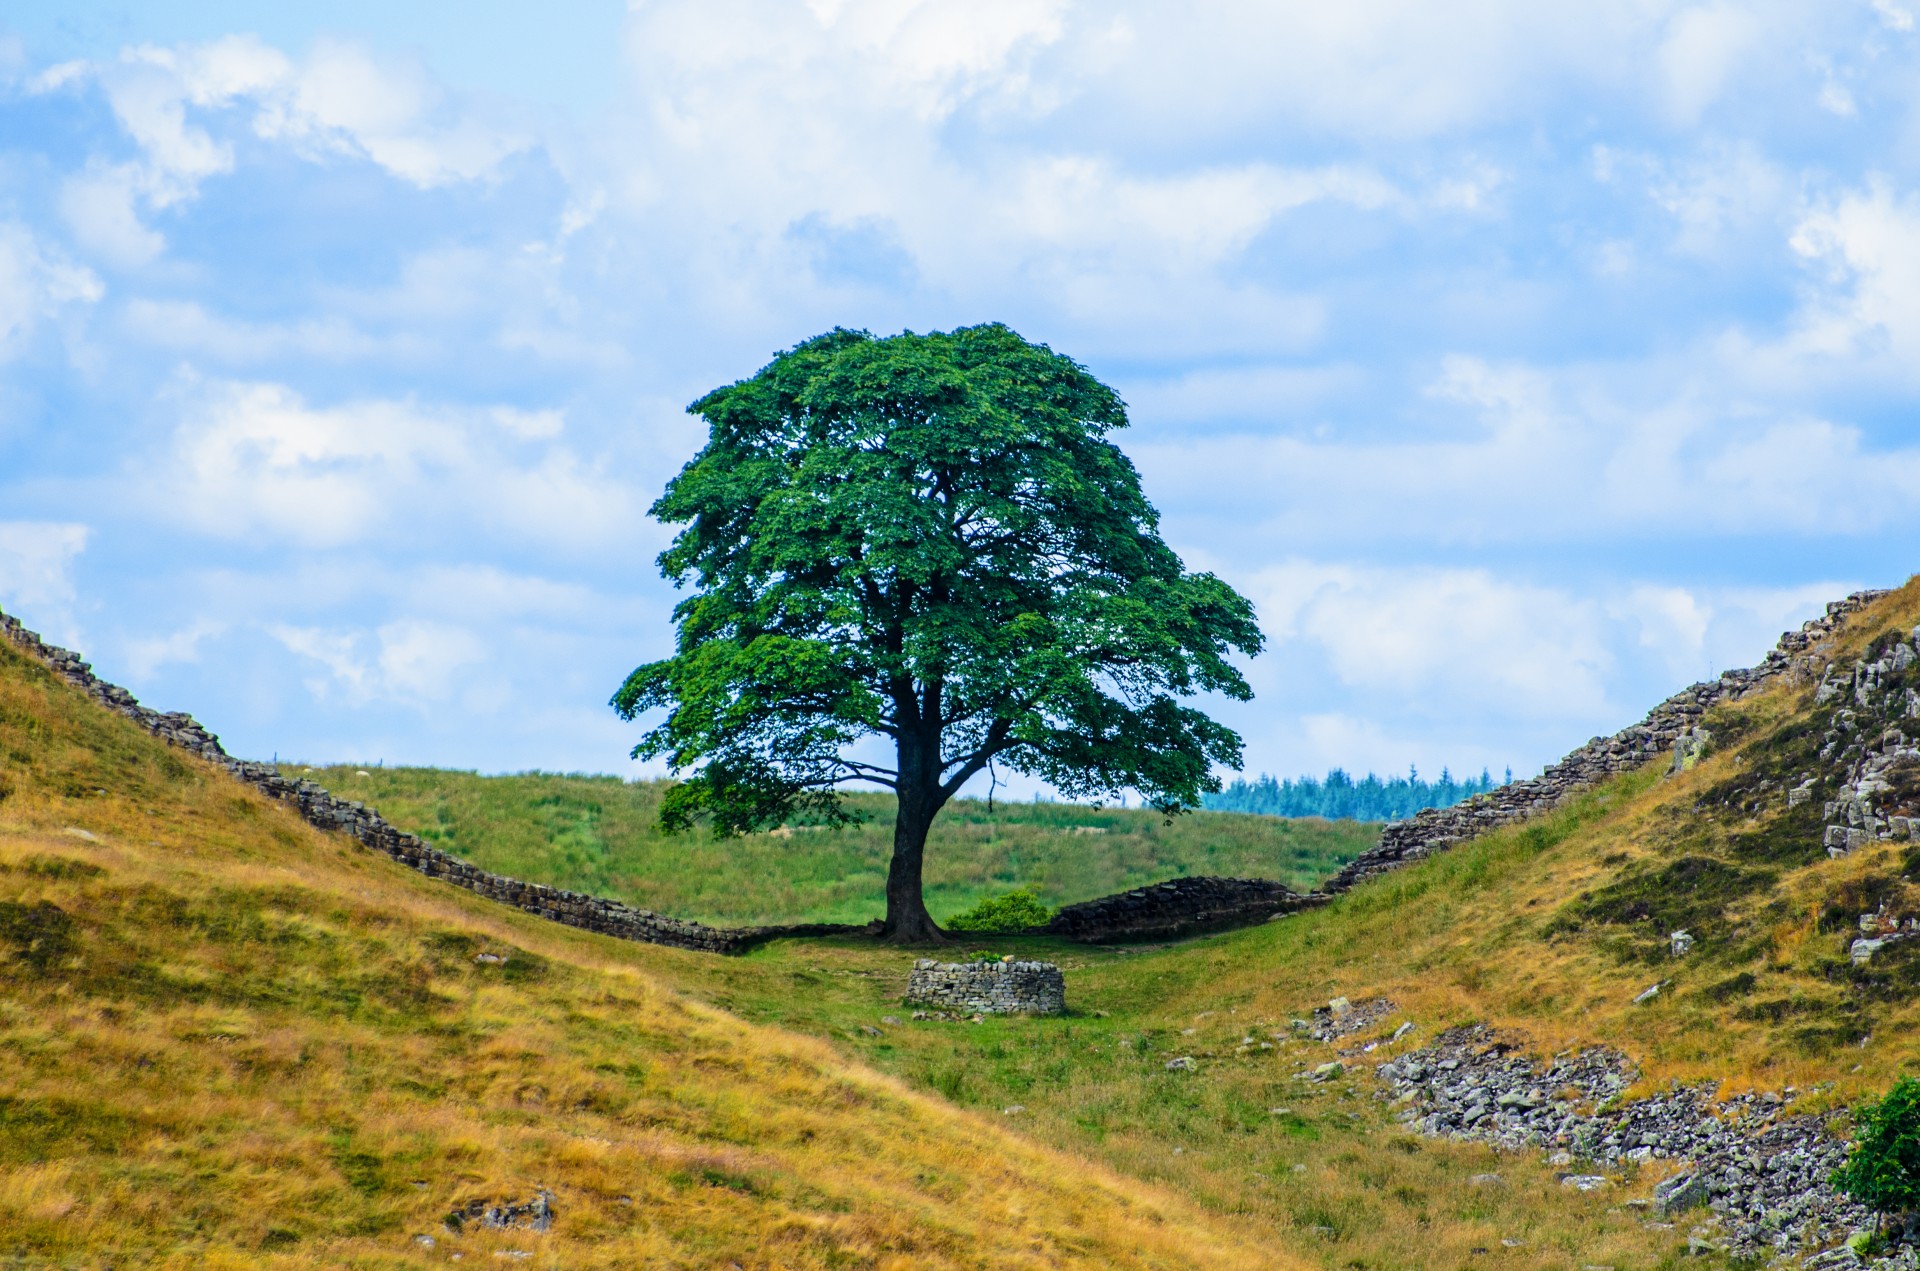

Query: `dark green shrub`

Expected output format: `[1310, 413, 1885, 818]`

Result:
[1833, 1076, 1920, 1222]
[944, 889, 1052, 934]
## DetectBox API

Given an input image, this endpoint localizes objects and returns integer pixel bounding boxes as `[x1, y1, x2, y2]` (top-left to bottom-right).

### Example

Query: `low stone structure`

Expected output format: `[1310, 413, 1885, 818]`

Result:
[0, 606, 862, 956]
[1043, 874, 1320, 943]
[906, 959, 1066, 1015]
[1323, 590, 1892, 894]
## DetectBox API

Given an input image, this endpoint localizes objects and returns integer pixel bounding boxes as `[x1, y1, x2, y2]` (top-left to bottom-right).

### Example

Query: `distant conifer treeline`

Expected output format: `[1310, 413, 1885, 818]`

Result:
[1203, 765, 1507, 822]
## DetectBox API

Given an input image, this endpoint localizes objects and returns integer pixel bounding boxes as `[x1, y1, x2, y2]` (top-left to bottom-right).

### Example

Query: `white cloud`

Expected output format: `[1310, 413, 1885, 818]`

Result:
[1245, 560, 1617, 722]
[123, 619, 226, 679]
[155, 378, 640, 551]
[50, 34, 530, 267]
[1872, 0, 1915, 33]
[254, 38, 532, 187]
[58, 164, 167, 267]
[1608, 580, 1844, 682]
[492, 407, 566, 440]
[0, 223, 103, 356]
[120, 299, 409, 363]
[1656, 5, 1763, 125]
[271, 618, 490, 709]
[1646, 144, 1793, 256]
[0, 522, 90, 639]
[1133, 353, 1920, 553]
[1788, 180, 1920, 367]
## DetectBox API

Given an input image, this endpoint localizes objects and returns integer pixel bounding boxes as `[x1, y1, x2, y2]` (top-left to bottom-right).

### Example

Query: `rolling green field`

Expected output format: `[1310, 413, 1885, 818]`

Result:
[287, 768, 1379, 927]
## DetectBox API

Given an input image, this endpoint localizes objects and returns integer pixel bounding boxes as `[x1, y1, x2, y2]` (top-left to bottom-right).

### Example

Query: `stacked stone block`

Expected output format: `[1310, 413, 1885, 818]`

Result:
[906, 959, 1066, 1014]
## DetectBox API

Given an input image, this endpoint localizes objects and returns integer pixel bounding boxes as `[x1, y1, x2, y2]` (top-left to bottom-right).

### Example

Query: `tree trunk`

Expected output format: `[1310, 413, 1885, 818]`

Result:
[881, 785, 944, 943]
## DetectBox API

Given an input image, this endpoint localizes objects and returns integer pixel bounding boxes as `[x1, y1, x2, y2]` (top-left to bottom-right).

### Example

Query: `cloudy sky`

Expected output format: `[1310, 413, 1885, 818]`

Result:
[2, 1, 1918, 794]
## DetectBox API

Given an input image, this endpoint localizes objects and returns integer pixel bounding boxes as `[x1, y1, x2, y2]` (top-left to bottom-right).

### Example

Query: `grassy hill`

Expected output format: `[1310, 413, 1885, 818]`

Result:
[0, 635, 1284, 1268]
[282, 769, 1376, 926]
[620, 577, 1920, 1269]
[13, 577, 1920, 1269]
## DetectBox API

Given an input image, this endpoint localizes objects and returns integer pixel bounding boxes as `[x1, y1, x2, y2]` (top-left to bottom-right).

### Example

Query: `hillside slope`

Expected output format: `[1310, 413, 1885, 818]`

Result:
[610, 577, 1920, 1269]
[0, 636, 1284, 1268]
[284, 769, 1374, 927]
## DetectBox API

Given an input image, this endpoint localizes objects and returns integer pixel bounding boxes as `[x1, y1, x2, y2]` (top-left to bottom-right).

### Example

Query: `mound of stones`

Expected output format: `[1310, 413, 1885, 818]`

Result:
[0, 607, 863, 956]
[906, 959, 1066, 1015]
[1814, 627, 1920, 872]
[444, 1189, 555, 1233]
[1326, 591, 1891, 893]
[1377, 1024, 1905, 1265]
[1043, 875, 1321, 943]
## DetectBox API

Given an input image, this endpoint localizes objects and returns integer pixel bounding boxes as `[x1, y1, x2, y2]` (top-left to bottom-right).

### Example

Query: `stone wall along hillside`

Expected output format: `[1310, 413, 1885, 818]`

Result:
[0, 606, 865, 955]
[1044, 875, 1320, 943]
[1323, 589, 1892, 894]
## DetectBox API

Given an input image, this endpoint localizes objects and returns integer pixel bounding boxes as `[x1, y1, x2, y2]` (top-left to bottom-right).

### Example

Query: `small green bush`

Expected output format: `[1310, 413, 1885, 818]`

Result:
[1833, 1076, 1920, 1222]
[943, 889, 1053, 934]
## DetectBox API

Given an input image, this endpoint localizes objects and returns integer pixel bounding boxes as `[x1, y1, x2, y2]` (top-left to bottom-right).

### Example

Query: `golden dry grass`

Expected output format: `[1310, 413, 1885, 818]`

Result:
[611, 578, 1920, 1270]
[0, 637, 1290, 1270]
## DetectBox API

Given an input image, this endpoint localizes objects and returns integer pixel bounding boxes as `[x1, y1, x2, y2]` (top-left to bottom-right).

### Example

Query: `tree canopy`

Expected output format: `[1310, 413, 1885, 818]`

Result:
[614, 323, 1263, 940]
[1834, 1076, 1920, 1223]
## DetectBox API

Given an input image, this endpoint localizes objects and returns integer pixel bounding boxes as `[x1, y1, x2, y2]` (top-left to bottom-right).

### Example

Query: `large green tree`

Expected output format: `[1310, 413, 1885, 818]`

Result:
[614, 324, 1263, 941]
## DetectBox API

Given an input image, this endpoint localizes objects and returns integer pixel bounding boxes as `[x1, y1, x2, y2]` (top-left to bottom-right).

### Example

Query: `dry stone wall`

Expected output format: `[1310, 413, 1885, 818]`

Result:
[906, 959, 1066, 1014]
[1043, 875, 1320, 943]
[0, 606, 862, 955]
[1323, 589, 1893, 894]
[2, 584, 1896, 955]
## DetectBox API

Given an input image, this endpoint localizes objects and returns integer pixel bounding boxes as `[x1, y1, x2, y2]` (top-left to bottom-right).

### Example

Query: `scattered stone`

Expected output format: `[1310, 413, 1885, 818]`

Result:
[880, 1016, 899, 1026]
[1391, 1021, 1415, 1042]
[1164, 1056, 1197, 1071]
[414, 1234, 435, 1248]
[1670, 930, 1694, 958]
[1377, 1024, 1890, 1262]
[1633, 981, 1668, 1005]
[474, 952, 508, 965]
[1310, 996, 1396, 1041]
[1328, 996, 1353, 1018]
[62, 827, 99, 842]
[445, 1189, 554, 1233]
[1562, 1175, 1611, 1191]
[1311, 1061, 1344, 1081]
[1468, 1173, 1503, 1186]
[1002, 1105, 1026, 1116]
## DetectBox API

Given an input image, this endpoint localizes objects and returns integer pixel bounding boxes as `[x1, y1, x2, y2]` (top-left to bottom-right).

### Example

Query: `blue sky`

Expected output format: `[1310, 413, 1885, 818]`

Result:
[2, 2, 1919, 794]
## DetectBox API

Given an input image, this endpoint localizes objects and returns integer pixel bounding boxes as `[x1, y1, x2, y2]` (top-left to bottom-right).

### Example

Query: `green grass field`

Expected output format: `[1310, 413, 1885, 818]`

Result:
[285, 768, 1379, 927]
